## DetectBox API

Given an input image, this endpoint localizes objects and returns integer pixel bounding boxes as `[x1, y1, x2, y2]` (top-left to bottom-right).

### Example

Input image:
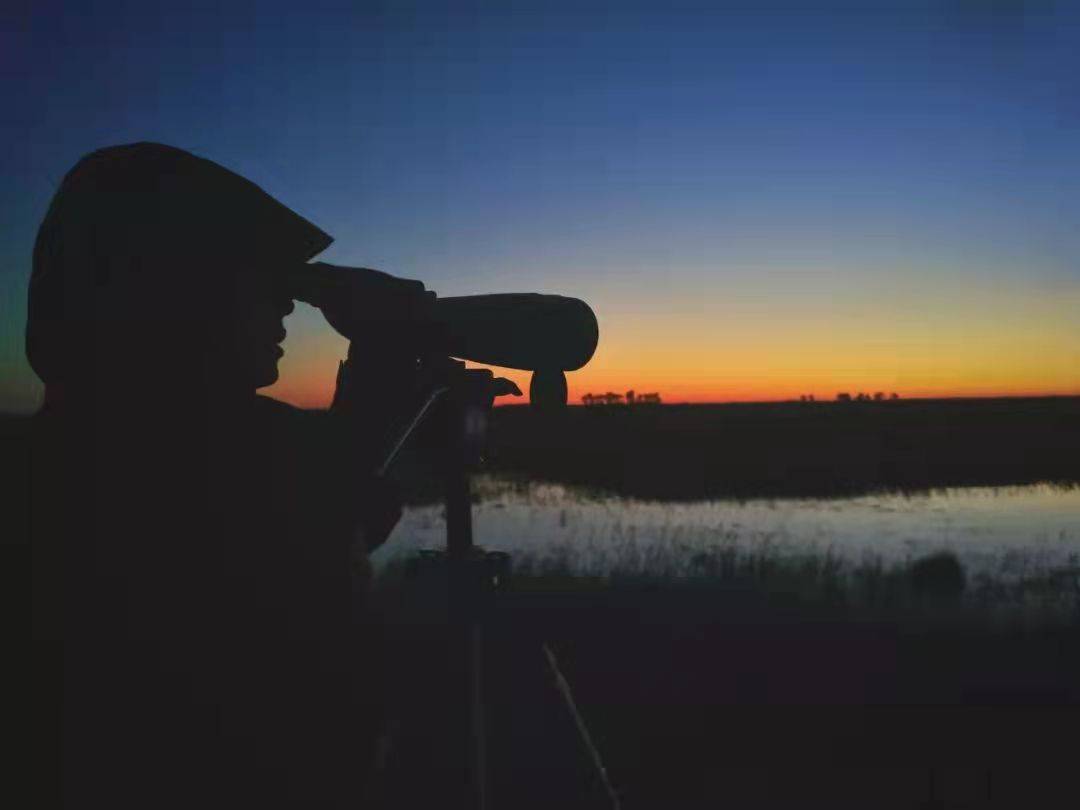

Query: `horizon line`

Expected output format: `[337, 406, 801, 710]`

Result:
[2, 391, 1078, 418]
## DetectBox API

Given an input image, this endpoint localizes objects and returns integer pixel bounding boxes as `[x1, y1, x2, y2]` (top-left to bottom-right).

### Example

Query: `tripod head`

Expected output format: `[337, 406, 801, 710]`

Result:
[374, 356, 519, 478]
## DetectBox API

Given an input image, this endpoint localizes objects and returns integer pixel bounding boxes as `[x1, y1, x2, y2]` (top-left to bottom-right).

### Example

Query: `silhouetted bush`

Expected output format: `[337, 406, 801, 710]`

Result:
[909, 551, 966, 603]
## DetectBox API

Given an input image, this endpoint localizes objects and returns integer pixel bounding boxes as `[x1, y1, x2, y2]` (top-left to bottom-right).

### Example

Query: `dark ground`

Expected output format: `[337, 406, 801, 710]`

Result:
[376, 572, 1079, 809]
[11, 397, 1080, 807]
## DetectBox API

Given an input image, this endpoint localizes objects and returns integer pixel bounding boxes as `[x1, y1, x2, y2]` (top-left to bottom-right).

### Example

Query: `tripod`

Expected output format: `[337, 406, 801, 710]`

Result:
[370, 357, 620, 810]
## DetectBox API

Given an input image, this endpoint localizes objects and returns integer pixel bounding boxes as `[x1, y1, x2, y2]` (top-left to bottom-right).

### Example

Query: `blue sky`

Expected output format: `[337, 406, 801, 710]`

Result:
[3, 0, 1077, 410]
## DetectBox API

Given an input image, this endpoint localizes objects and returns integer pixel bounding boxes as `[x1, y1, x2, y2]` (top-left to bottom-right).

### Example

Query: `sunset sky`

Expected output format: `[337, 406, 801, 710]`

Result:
[2, 1, 1078, 412]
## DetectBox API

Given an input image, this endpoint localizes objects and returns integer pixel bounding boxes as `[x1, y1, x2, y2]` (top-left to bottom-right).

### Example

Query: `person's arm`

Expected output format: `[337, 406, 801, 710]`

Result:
[293, 261, 519, 551]
[289, 260, 434, 466]
[330, 333, 426, 468]
[312, 270, 432, 554]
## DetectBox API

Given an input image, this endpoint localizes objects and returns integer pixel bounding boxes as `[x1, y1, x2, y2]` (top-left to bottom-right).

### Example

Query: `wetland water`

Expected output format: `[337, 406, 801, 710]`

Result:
[377, 480, 1080, 583]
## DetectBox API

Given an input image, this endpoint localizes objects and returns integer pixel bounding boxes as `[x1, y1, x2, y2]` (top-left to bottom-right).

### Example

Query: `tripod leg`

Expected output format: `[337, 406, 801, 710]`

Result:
[542, 643, 622, 810]
[470, 623, 488, 810]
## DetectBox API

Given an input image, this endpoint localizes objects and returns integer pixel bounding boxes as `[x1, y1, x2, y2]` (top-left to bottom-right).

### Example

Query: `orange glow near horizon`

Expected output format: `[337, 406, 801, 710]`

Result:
[263, 276, 1080, 410]
[266, 367, 1080, 411]
[266, 346, 1080, 410]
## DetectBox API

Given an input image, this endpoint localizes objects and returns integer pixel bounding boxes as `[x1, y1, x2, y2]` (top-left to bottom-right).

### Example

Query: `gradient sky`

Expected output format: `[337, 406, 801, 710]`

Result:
[3, 0, 1078, 412]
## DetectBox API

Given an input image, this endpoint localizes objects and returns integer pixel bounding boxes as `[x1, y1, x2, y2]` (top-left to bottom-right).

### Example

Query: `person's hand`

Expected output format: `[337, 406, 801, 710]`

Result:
[287, 261, 435, 343]
[458, 365, 523, 405]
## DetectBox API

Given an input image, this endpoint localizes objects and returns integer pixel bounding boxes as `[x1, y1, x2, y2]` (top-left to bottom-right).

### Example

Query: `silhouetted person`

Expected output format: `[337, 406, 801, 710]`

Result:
[29, 143, 433, 808]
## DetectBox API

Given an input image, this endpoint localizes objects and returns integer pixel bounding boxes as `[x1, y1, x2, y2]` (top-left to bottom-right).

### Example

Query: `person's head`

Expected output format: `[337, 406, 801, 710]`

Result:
[27, 143, 332, 405]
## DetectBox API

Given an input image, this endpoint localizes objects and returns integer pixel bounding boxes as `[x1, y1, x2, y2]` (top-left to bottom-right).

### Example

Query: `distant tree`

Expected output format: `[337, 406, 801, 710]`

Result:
[808, 394, 815, 402]
[873, 392, 884, 402]
[603, 392, 622, 405]
[625, 390, 635, 405]
[581, 393, 594, 406]
[890, 392, 899, 400]
[837, 392, 852, 402]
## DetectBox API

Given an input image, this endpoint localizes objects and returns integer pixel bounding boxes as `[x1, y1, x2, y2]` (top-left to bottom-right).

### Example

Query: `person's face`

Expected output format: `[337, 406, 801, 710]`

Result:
[88, 255, 296, 396]
[225, 265, 295, 390]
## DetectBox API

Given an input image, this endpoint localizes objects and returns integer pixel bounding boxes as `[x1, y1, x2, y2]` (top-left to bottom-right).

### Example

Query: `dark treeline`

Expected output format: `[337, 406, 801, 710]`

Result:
[487, 396, 1080, 500]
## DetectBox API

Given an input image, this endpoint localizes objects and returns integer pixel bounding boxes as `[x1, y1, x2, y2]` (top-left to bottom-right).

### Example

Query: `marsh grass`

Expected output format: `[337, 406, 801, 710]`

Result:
[376, 521, 1080, 629]
[387, 470, 1079, 627]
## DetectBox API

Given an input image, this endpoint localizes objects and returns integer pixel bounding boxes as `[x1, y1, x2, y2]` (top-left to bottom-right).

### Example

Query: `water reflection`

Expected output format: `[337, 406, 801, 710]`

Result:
[377, 480, 1080, 581]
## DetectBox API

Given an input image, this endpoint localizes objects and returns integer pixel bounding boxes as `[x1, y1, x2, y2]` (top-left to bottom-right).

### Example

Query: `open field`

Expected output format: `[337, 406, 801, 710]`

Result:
[486, 396, 1080, 500]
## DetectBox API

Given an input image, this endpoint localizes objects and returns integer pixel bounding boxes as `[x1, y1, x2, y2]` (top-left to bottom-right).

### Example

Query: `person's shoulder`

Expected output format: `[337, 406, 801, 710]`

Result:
[253, 395, 328, 422]
[252, 395, 335, 441]
[252, 396, 348, 492]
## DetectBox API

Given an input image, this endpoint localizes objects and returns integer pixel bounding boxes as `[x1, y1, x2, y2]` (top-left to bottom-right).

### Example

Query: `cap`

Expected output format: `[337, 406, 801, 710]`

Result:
[27, 142, 334, 385]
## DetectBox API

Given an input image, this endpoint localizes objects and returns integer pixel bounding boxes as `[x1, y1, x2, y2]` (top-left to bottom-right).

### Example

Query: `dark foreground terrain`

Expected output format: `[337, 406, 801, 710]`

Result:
[376, 569, 1078, 809]
[11, 397, 1080, 807]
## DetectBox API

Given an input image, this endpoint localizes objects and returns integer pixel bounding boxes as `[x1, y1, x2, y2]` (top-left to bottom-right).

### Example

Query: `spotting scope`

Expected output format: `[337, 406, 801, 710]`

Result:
[289, 262, 599, 408]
